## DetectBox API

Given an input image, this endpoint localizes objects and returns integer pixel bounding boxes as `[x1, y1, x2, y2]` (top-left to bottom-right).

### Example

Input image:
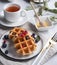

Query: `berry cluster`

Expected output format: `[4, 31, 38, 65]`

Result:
[2, 40, 7, 48]
[31, 33, 40, 43]
[19, 30, 28, 37]
[2, 35, 9, 48]
[1, 35, 9, 54]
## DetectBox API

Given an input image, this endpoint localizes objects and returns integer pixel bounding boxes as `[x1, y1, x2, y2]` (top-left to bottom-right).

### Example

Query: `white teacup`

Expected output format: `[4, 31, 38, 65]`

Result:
[4, 3, 27, 22]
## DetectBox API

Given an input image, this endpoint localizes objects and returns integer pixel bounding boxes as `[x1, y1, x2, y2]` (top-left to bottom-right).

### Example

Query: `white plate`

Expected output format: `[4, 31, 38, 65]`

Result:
[0, 11, 28, 27]
[0, 30, 43, 60]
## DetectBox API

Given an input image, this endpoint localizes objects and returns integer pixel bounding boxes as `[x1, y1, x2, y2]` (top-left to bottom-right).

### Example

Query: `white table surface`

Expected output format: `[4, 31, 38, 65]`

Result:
[0, 0, 57, 65]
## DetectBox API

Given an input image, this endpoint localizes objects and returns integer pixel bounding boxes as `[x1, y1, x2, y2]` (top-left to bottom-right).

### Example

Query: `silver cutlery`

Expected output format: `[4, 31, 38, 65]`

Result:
[32, 32, 57, 65]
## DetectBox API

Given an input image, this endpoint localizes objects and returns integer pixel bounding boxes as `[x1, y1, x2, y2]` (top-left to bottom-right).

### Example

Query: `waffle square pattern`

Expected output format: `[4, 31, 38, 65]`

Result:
[9, 27, 37, 56]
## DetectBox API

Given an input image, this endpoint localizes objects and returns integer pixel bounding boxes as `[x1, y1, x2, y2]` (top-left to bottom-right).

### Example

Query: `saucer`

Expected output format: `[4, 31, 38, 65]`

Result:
[0, 11, 28, 27]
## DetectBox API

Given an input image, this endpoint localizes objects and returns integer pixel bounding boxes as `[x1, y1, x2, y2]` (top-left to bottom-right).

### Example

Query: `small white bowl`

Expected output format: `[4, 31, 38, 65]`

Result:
[34, 16, 53, 31]
[48, 15, 57, 24]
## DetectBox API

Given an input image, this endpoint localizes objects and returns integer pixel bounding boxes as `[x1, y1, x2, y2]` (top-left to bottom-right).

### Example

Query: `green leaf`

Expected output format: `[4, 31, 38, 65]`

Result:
[44, 7, 57, 14]
[55, 2, 57, 8]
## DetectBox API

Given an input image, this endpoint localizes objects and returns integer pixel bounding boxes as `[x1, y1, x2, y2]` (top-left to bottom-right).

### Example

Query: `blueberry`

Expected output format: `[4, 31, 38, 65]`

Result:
[31, 33, 36, 39]
[35, 39, 38, 43]
[31, 33, 35, 37]
[2, 43, 7, 48]
[5, 50, 8, 54]
[25, 36, 30, 40]
[4, 35, 9, 39]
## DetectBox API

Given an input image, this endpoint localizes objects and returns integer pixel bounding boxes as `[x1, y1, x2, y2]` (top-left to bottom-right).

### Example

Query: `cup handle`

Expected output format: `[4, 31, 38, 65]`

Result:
[20, 10, 27, 17]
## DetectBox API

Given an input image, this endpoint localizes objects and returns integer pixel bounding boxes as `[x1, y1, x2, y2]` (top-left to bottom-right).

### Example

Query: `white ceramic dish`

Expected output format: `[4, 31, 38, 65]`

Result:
[34, 16, 53, 31]
[0, 11, 28, 27]
[47, 0, 57, 9]
[48, 15, 57, 24]
[0, 30, 43, 60]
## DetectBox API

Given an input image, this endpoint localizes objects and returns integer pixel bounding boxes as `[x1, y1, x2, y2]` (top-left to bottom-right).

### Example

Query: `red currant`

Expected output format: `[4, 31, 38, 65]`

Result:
[22, 30, 28, 35]
[23, 32, 26, 35]
[25, 30, 28, 34]
[3, 40, 6, 44]
[21, 34, 24, 37]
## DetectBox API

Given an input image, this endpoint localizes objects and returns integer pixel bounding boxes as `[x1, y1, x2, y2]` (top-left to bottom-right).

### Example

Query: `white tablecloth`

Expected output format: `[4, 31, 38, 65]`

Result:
[0, 0, 57, 65]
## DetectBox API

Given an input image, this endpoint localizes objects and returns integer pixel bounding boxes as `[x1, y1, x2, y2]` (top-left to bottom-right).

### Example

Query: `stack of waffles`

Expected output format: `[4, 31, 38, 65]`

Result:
[9, 27, 37, 56]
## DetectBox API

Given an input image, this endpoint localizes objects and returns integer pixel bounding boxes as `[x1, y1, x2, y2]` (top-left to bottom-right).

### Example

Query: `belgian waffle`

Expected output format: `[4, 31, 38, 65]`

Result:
[9, 27, 37, 56]
[9, 27, 25, 42]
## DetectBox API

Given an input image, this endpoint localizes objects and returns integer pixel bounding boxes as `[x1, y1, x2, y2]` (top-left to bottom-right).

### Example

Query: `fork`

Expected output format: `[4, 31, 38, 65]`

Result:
[32, 32, 57, 65]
